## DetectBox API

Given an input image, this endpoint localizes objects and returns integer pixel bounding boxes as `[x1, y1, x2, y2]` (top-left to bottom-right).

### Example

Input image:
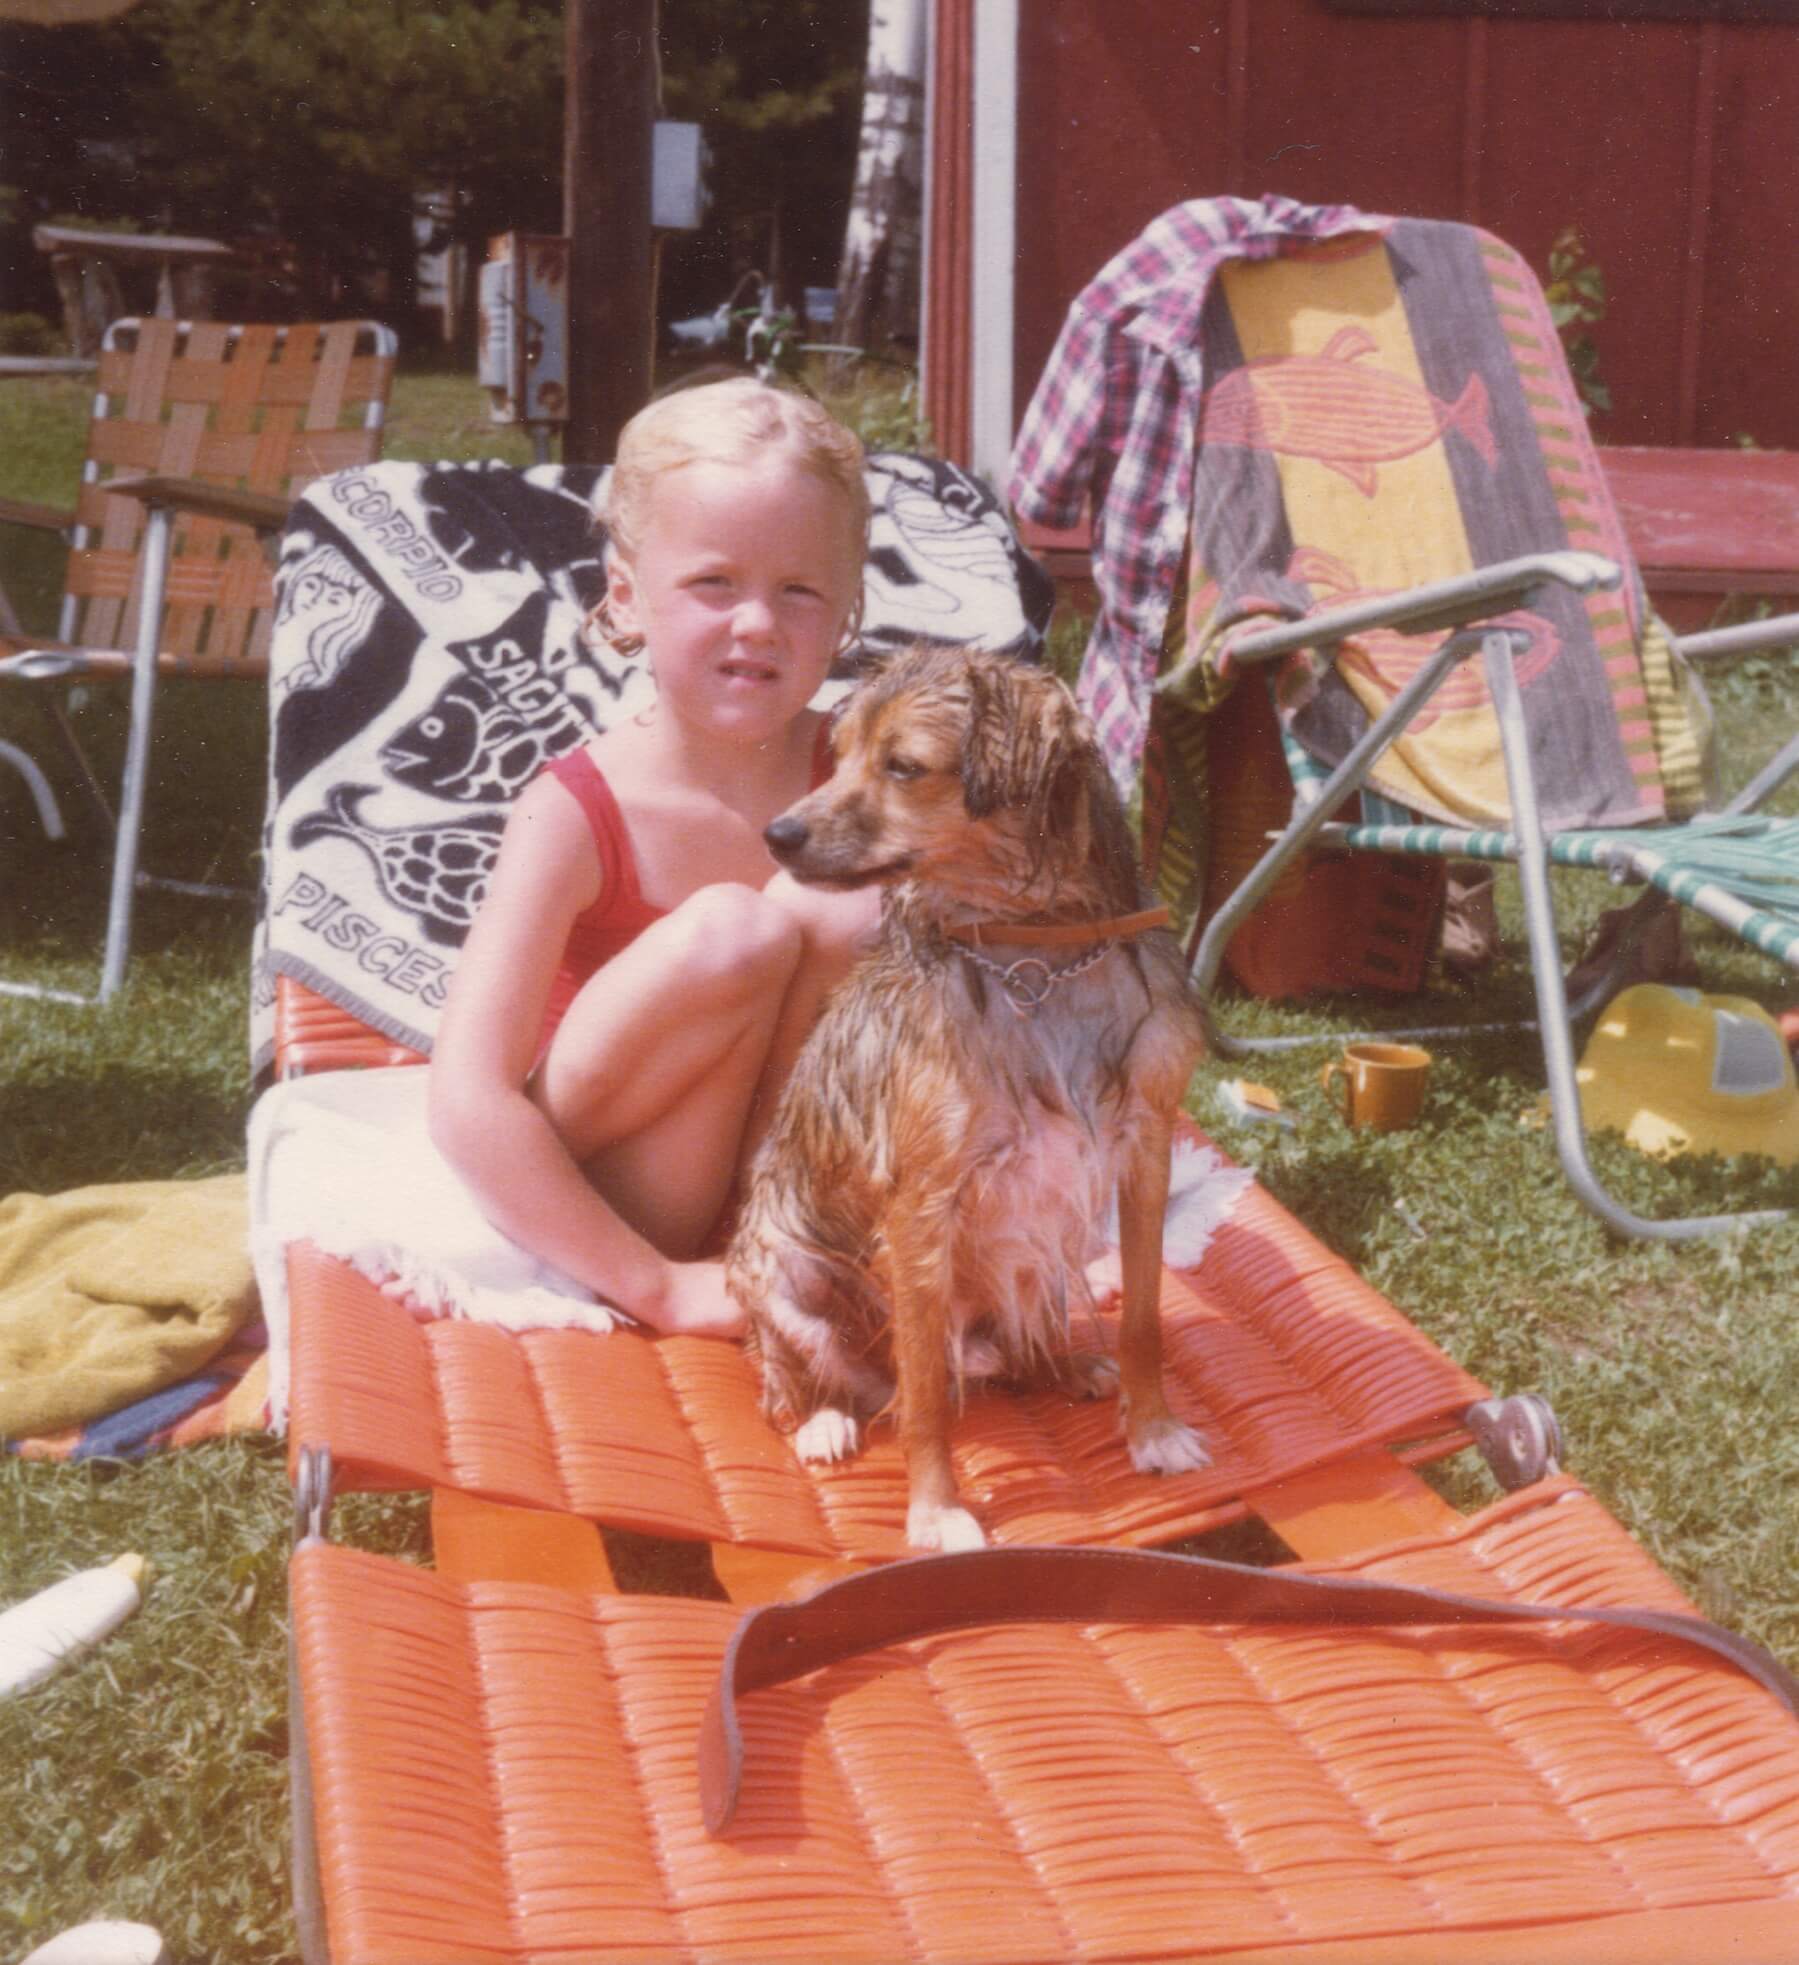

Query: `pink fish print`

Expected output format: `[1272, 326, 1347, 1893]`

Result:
[1283, 548, 1560, 727]
[1199, 326, 1499, 495]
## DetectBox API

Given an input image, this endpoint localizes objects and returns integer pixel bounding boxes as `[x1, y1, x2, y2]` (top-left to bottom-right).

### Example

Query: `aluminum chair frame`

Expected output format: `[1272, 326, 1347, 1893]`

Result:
[1177, 552, 1799, 1243]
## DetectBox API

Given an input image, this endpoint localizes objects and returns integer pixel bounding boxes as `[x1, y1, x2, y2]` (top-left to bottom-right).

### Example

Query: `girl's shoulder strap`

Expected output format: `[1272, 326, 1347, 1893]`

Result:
[541, 745, 634, 905]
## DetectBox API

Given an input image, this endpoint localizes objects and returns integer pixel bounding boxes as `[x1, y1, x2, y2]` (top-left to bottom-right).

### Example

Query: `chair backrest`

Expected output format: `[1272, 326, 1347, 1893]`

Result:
[62, 317, 398, 671]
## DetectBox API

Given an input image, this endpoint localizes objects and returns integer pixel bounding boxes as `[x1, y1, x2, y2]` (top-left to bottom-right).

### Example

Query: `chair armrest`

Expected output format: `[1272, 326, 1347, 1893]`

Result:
[0, 494, 78, 533]
[1671, 611, 1799, 663]
[1156, 550, 1621, 699]
[104, 474, 296, 535]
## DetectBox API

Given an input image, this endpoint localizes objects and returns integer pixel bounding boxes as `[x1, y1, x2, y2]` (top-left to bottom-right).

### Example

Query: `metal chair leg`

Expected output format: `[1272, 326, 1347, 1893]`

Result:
[0, 501, 179, 1008]
[97, 501, 173, 1002]
[1482, 630, 1790, 1241]
[289, 1445, 335, 1965]
[1189, 629, 1551, 1056]
[287, 1614, 331, 1965]
[0, 737, 65, 840]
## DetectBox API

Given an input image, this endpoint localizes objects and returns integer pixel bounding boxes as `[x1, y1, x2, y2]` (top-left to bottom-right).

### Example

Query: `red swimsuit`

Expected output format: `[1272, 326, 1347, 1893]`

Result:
[536, 724, 834, 1048]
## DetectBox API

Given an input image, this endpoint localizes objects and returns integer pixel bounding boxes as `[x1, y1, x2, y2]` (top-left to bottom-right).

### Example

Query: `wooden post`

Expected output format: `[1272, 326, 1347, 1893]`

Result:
[923, 0, 975, 467]
[563, 0, 659, 465]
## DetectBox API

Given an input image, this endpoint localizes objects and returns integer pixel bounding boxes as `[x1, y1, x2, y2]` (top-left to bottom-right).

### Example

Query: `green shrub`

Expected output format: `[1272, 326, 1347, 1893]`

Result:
[0, 312, 64, 357]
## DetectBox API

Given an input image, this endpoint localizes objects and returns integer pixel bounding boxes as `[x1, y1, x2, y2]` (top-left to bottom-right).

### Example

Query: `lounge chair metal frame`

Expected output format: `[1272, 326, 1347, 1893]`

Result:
[1175, 552, 1799, 1243]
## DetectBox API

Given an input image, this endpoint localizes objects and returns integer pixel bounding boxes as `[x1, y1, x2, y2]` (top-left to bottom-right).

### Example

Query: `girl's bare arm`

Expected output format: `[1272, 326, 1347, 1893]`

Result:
[428, 776, 694, 1327]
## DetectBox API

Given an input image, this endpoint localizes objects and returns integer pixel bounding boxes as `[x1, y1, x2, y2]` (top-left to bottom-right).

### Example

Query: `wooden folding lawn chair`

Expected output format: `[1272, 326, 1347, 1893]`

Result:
[0, 315, 397, 1004]
[255, 450, 1799, 1963]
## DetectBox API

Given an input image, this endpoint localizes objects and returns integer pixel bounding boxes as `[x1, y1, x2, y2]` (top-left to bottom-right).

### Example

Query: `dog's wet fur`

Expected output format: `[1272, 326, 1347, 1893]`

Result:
[727, 644, 1209, 1550]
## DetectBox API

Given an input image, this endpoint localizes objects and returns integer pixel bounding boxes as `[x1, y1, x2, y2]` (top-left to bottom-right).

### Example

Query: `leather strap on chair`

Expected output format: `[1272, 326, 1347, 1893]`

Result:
[699, 1541, 1799, 1834]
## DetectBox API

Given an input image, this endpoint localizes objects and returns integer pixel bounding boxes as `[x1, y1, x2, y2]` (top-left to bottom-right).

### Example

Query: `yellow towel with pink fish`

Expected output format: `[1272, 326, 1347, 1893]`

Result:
[1184, 222, 1705, 830]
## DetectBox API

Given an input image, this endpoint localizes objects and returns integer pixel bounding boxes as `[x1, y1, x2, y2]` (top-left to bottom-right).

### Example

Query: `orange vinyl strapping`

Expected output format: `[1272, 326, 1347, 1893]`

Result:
[273, 976, 426, 1076]
[291, 1477, 1799, 1965]
[286, 1133, 1484, 1559]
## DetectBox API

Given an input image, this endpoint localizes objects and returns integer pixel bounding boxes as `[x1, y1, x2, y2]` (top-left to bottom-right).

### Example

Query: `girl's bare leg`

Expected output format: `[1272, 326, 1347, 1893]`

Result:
[533, 877, 876, 1260]
[533, 883, 803, 1257]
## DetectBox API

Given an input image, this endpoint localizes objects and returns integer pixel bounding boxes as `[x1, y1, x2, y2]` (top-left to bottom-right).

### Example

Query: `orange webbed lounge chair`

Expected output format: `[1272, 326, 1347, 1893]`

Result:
[264, 456, 1799, 1964]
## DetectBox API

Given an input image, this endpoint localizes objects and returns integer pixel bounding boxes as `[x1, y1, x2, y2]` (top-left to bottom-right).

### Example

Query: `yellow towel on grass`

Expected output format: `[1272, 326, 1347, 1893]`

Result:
[0, 1174, 254, 1440]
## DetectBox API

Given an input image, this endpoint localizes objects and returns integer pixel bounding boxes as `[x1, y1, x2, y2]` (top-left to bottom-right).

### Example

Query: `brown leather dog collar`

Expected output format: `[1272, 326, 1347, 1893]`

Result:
[943, 905, 1171, 949]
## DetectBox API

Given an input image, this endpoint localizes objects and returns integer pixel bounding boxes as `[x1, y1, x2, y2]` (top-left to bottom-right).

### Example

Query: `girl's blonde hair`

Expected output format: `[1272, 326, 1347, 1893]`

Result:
[601, 376, 870, 565]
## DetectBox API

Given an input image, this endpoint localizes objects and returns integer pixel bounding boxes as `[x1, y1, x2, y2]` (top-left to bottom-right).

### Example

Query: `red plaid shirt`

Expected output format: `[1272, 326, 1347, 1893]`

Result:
[1009, 196, 1377, 790]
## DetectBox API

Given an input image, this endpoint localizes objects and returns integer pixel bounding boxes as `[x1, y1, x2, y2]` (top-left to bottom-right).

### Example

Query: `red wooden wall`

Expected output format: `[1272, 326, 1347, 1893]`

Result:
[995, 0, 1799, 450]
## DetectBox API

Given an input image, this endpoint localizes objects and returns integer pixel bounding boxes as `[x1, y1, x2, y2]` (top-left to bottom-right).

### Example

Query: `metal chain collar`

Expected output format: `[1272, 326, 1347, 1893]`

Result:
[956, 936, 1118, 1016]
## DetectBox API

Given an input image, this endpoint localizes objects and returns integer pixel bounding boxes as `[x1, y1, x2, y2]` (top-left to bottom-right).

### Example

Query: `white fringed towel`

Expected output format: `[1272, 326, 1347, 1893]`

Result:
[1096, 1136, 1258, 1271]
[247, 1066, 622, 1432]
[1157, 1138, 1258, 1270]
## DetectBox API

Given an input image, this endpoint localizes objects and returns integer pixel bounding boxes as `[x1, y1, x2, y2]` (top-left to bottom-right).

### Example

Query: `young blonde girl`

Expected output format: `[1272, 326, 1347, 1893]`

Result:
[429, 379, 879, 1339]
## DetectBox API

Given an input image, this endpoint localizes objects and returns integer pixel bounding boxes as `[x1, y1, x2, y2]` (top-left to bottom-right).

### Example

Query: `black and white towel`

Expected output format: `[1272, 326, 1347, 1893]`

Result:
[253, 454, 1055, 1077]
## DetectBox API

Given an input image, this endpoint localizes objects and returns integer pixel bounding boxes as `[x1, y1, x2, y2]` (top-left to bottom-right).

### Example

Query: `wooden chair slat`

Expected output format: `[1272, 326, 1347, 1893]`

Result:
[306, 321, 357, 430]
[229, 324, 284, 431]
[65, 547, 136, 602]
[292, 429, 386, 477]
[95, 345, 137, 393]
[79, 591, 125, 647]
[143, 347, 394, 420]
[156, 396, 210, 481]
[120, 318, 178, 422]
[87, 421, 167, 472]
[157, 596, 205, 659]
[249, 407, 301, 494]
[182, 320, 233, 367]
[182, 433, 264, 481]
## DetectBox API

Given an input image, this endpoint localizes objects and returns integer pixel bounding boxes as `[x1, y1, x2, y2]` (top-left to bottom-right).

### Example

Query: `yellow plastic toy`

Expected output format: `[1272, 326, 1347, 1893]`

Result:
[1578, 984, 1799, 1166]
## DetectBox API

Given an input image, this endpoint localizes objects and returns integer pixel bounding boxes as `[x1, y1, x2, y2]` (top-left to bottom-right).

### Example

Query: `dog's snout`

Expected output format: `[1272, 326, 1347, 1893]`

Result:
[764, 813, 810, 860]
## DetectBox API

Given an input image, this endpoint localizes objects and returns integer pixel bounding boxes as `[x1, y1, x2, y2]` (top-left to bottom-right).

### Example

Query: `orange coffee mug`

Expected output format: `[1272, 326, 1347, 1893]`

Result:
[1320, 1041, 1433, 1132]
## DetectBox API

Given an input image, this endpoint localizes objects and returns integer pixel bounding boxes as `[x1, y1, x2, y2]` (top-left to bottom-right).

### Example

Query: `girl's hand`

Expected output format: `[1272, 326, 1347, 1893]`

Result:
[645, 1259, 747, 1341]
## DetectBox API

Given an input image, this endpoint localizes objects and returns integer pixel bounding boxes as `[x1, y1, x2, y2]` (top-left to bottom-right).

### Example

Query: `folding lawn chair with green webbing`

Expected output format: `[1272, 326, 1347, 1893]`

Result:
[1033, 205, 1798, 1242]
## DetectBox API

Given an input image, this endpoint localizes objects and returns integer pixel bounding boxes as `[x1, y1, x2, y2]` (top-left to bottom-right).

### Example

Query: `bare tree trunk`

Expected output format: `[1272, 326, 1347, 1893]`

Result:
[49, 252, 125, 358]
[834, 0, 927, 356]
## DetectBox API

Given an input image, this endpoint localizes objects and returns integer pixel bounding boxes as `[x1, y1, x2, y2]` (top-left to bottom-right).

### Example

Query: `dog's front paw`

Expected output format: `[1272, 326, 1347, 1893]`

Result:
[906, 1498, 988, 1551]
[1128, 1415, 1212, 1476]
[793, 1407, 862, 1463]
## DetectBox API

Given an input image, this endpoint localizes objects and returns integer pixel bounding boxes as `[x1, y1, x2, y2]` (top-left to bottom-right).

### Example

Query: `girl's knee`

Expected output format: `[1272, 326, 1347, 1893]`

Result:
[670, 882, 804, 996]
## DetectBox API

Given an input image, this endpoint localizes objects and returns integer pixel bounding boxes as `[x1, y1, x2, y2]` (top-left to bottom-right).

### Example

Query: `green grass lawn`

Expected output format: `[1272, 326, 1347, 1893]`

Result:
[2, 364, 1797, 1962]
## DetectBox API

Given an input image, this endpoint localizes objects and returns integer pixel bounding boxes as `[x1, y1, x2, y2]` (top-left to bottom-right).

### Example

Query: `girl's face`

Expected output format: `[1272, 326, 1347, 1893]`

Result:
[607, 454, 861, 744]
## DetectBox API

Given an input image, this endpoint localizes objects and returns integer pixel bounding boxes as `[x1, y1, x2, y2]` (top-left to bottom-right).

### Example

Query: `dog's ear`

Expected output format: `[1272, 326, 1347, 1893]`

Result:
[838, 637, 900, 685]
[1027, 686, 1095, 870]
[961, 662, 1095, 855]
[960, 660, 1019, 820]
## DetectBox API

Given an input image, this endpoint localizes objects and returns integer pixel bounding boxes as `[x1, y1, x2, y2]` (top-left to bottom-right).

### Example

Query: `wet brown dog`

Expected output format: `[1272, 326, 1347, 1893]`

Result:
[727, 643, 1209, 1550]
